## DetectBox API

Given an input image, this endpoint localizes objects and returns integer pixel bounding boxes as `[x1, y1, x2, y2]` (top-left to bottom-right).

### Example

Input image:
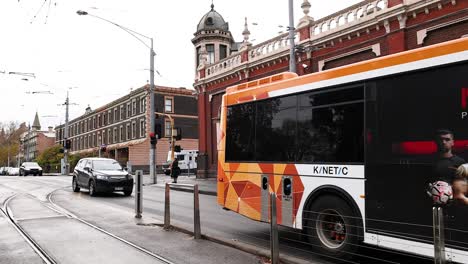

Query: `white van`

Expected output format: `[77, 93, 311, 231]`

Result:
[162, 150, 198, 175]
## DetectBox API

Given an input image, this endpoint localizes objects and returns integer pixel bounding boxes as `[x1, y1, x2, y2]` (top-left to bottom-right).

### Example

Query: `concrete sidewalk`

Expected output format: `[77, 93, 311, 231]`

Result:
[143, 174, 217, 196]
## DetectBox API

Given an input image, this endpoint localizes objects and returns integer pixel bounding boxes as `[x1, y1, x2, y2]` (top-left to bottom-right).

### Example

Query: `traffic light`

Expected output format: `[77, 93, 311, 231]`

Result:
[155, 123, 162, 139]
[149, 132, 157, 145]
[174, 145, 182, 152]
[174, 127, 182, 141]
[65, 139, 71, 149]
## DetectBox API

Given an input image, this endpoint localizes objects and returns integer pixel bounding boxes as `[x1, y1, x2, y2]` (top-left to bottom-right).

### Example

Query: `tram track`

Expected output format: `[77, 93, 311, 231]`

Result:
[1, 187, 175, 264]
[46, 188, 175, 264]
[0, 194, 57, 264]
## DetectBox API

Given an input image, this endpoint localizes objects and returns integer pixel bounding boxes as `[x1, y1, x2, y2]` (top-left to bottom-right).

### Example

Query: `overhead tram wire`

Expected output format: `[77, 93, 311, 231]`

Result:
[30, 0, 48, 24]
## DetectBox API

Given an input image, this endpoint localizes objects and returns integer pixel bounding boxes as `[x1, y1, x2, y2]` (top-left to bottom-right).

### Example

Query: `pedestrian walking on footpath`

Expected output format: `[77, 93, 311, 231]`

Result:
[171, 157, 180, 183]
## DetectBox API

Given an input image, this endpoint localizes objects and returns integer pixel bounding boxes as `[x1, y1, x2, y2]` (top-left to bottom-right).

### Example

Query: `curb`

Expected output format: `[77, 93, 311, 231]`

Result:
[153, 223, 318, 264]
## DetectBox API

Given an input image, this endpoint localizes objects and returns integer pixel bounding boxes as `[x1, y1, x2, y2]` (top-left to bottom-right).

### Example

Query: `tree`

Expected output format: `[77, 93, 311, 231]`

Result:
[36, 145, 64, 172]
[0, 122, 26, 167]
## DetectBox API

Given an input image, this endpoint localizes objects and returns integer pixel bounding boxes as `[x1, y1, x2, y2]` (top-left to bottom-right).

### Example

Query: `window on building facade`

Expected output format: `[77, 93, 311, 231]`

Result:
[114, 108, 118, 122]
[120, 126, 124, 142]
[108, 110, 111, 124]
[165, 97, 173, 113]
[220, 44, 227, 60]
[100, 114, 103, 127]
[93, 133, 96, 147]
[132, 99, 136, 116]
[140, 119, 146, 138]
[206, 44, 215, 64]
[127, 103, 131, 118]
[113, 128, 117, 143]
[132, 122, 136, 139]
[140, 97, 146, 114]
[126, 124, 131, 140]
[120, 105, 124, 120]
[165, 119, 172, 137]
[196, 46, 201, 67]
[92, 117, 96, 130]
[107, 129, 111, 144]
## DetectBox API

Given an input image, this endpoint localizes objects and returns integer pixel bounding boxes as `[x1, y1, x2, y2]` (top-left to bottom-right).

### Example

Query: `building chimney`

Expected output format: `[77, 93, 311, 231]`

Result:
[48, 126, 53, 133]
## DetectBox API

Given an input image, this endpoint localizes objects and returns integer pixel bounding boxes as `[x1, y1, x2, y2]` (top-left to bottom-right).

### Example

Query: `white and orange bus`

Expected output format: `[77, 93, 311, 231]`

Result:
[217, 37, 468, 262]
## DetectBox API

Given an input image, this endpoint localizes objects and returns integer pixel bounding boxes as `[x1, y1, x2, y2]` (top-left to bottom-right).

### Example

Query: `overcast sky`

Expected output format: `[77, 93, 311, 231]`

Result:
[0, 0, 360, 129]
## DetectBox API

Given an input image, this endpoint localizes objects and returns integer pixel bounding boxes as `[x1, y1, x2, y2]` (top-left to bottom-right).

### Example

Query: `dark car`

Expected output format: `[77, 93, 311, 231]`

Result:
[72, 158, 133, 196]
[19, 162, 43, 176]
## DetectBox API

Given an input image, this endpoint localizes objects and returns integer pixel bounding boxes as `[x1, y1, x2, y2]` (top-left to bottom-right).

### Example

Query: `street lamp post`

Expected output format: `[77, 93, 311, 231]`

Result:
[77, 10, 157, 183]
[64, 91, 70, 175]
[288, 0, 297, 73]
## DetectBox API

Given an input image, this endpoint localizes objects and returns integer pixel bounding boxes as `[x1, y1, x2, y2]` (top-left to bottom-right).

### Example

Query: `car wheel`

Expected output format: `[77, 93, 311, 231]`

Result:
[19, 171, 22, 176]
[72, 177, 80, 192]
[39, 172, 42, 176]
[123, 190, 132, 196]
[89, 180, 97, 197]
[304, 195, 361, 259]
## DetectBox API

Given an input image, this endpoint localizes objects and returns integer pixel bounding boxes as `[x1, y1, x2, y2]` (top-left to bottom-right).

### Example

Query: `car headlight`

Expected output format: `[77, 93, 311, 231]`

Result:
[95, 174, 109, 180]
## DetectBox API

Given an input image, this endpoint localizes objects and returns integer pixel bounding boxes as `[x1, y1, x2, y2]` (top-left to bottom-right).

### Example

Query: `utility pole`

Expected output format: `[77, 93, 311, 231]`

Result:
[63, 91, 70, 175]
[288, 0, 297, 73]
[149, 38, 157, 184]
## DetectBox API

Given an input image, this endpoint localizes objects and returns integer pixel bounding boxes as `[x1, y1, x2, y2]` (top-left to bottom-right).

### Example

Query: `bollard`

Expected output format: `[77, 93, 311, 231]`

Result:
[194, 184, 201, 239]
[135, 170, 143, 218]
[270, 192, 279, 264]
[164, 183, 170, 229]
[433, 206, 446, 264]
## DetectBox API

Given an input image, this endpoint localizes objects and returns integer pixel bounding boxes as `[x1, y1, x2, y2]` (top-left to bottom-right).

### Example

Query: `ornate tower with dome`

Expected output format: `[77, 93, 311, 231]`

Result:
[192, 4, 239, 75]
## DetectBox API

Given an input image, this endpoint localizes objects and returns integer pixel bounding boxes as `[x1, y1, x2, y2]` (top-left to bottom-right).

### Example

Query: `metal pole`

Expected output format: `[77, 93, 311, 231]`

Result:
[7, 143, 10, 167]
[149, 38, 157, 184]
[433, 207, 446, 264]
[135, 170, 143, 218]
[63, 91, 69, 175]
[194, 184, 201, 239]
[164, 183, 170, 229]
[270, 192, 279, 264]
[288, 0, 296, 73]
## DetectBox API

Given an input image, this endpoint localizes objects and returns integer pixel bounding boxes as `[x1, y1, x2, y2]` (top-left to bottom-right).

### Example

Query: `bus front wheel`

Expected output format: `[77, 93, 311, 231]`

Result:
[304, 195, 360, 258]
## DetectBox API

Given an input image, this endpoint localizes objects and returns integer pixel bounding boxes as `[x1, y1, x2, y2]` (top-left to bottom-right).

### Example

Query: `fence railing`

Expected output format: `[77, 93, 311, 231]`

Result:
[164, 183, 201, 239]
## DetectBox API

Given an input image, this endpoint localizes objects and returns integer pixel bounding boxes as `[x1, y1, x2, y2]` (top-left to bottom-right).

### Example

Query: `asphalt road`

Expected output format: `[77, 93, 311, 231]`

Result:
[0, 175, 434, 264]
[0, 176, 263, 264]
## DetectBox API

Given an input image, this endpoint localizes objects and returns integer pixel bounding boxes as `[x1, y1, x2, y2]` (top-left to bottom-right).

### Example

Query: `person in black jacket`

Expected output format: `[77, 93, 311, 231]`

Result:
[170, 157, 180, 183]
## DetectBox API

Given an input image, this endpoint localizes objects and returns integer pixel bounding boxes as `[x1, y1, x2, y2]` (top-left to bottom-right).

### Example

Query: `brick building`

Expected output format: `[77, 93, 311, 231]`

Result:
[193, 0, 468, 178]
[19, 112, 56, 162]
[55, 85, 198, 172]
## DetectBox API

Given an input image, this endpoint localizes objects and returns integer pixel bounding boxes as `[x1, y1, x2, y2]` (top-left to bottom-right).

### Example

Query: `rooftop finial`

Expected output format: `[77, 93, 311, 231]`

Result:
[240, 17, 252, 50]
[242, 17, 251, 42]
[211, 0, 214, 10]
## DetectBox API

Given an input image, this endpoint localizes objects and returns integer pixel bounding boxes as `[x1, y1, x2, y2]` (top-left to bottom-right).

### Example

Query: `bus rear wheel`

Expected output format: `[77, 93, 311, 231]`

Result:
[304, 195, 360, 258]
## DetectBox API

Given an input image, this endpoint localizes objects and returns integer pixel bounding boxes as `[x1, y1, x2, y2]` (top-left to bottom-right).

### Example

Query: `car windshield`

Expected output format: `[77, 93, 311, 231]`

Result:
[24, 162, 39, 167]
[92, 160, 122, 171]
